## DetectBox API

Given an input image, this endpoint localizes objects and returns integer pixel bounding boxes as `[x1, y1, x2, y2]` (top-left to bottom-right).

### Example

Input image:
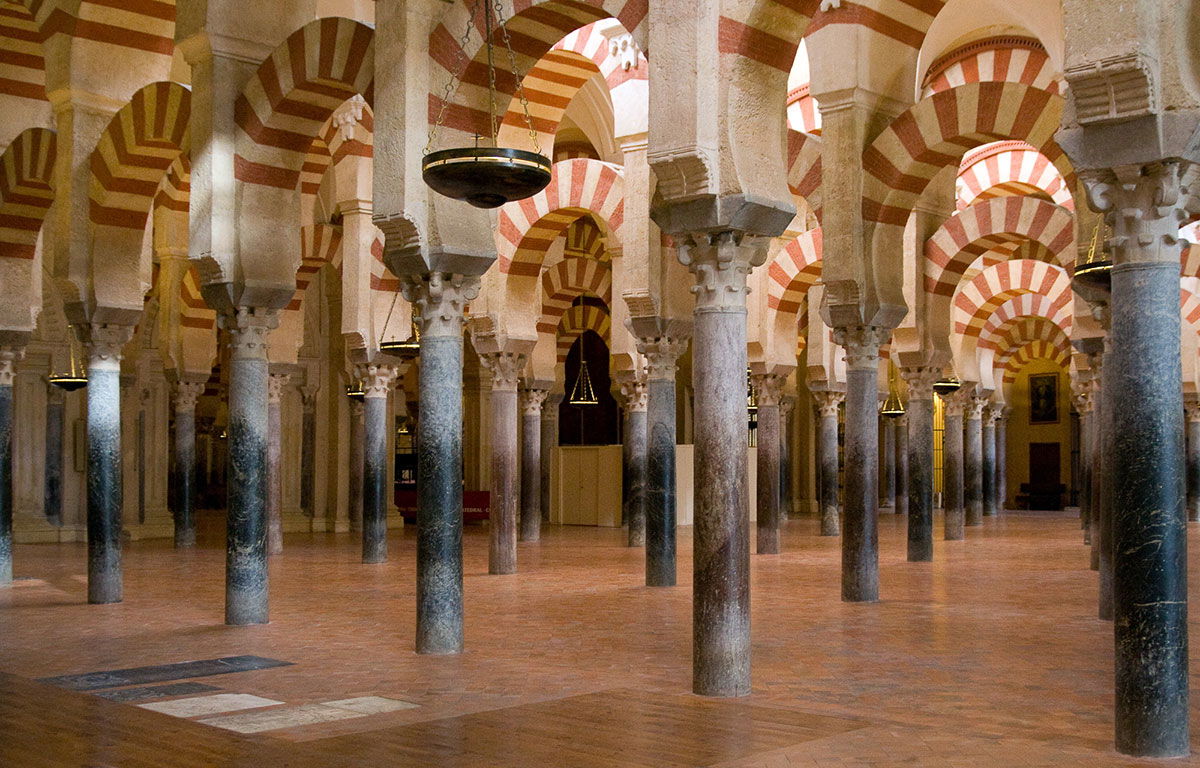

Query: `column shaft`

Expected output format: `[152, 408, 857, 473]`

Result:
[44, 390, 64, 527]
[362, 394, 389, 563]
[621, 406, 647, 547]
[519, 386, 547, 542]
[755, 399, 781, 554]
[995, 415, 1008, 512]
[894, 415, 909, 518]
[349, 401, 364, 532]
[880, 418, 896, 509]
[817, 400, 841, 536]
[87, 339, 125, 604]
[942, 407, 965, 540]
[1186, 414, 1200, 522]
[539, 394, 561, 523]
[266, 393, 283, 555]
[645, 376, 677, 585]
[981, 415, 996, 517]
[1098, 347, 1114, 621]
[779, 398, 793, 522]
[173, 393, 199, 548]
[964, 404, 983, 527]
[902, 372, 936, 561]
[0, 378, 12, 584]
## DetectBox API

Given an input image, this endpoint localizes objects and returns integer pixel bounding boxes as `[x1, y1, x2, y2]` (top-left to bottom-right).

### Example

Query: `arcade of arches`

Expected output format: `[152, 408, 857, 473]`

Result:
[0, 0, 1199, 764]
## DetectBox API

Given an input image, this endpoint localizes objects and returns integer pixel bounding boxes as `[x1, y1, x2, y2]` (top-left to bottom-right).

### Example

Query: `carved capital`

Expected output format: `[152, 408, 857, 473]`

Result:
[80, 323, 135, 368]
[478, 351, 526, 392]
[333, 93, 368, 141]
[750, 372, 786, 407]
[519, 385, 549, 416]
[635, 334, 690, 381]
[812, 389, 844, 418]
[1187, 401, 1200, 424]
[1071, 380, 1094, 415]
[833, 325, 889, 371]
[899, 366, 939, 400]
[941, 390, 966, 417]
[780, 394, 796, 419]
[267, 373, 291, 404]
[400, 273, 480, 339]
[677, 230, 770, 311]
[0, 345, 23, 386]
[984, 404, 1006, 423]
[965, 395, 988, 420]
[354, 363, 398, 399]
[175, 380, 206, 412]
[615, 370, 648, 413]
[219, 307, 279, 360]
[1082, 161, 1193, 266]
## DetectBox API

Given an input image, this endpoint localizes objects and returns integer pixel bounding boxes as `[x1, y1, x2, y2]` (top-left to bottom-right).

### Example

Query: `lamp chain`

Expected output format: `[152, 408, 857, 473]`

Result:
[493, 0, 542, 154]
[425, 0, 481, 155]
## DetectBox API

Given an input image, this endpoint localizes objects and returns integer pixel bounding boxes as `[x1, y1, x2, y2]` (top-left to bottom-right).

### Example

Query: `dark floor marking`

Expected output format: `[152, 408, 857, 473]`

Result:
[93, 681, 221, 702]
[38, 656, 292, 691]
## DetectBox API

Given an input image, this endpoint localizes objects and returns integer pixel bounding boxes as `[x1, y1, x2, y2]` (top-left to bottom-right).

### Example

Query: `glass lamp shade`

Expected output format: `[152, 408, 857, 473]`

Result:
[422, 147, 552, 209]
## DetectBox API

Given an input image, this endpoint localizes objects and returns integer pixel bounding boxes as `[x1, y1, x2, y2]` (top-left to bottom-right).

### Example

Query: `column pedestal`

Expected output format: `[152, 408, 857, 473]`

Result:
[814, 390, 843, 537]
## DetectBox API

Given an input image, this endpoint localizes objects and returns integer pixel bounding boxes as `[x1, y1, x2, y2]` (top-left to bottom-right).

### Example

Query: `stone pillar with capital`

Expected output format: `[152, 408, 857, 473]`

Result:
[1186, 399, 1200, 522]
[0, 343, 24, 584]
[472, 341, 528, 576]
[941, 390, 966, 540]
[995, 405, 1009, 514]
[518, 382, 550, 542]
[300, 388, 318, 518]
[963, 392, 986, 528]
[893, 413, 909, 518]
[1087, 342, 1110, 598]
[219, 308, 278, 625]
[357, 362, 399, 563]
[750, 371, 786, 554]
[900, 367, 938, 560]
[981, 402, 998, 518]
[833, 326, 890, 603]
[173, 380, 206, 548]
[813, 389, 844, 537]
[266, 371, 289, 555]
[540, 392, 563, 524]
[616, 371, 648, 547]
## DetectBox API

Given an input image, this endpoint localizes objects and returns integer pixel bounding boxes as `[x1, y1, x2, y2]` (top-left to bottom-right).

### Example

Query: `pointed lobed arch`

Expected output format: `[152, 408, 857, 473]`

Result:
[0, 125, 54, 260]
[497, 158, 624, 276]
[953, 260, 1072, 339]
[556, 301, 611, 363]
[767, 227, 822, 315]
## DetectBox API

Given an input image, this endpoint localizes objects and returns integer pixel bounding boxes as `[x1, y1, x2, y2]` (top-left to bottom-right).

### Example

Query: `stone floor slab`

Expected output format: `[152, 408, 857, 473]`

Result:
[140, 693, 284, 717]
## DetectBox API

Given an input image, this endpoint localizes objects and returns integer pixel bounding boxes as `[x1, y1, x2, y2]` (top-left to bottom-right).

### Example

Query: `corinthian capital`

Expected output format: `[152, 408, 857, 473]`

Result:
[899, 366, 939, 400]
[750, 373, 786, 407]
[80, 323, 135, 368]
[832, 325, 890, 371]
[677, 230, 770, 311]
[519, 385, 549, 416]
[1082, 161, 1194, 266]
[354, 362, 399, 399]
[965, 394, 988, 420]
[615, 370, 648, 413]
[812, 389, 844, 418]
[218, 307, 279, 360]
[175, 380, 206, 412]
[0, 345, 24, 386]
[400, 273, 481, 339]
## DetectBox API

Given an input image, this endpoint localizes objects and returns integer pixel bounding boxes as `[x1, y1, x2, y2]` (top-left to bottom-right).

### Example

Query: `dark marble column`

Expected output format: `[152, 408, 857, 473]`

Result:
[901, 367, 938, 560]
[0, 345, 21, 584]
[518, 383, 549, 542]
[941, 392, 965, 540]
[82, 325, 134, 604]
[265, 372, 288, 555]
[813, 389, 843, 537]
[1185, 401, 1200, 522]
[751, 372, 786, 555]
[219, 308, 277, 626]
[1071, 380, 1094, 543]
[631, 320, 689, 587]
[963, 393, 985, 527]
[1089, 354, 1104, 571]
[1087, 342, 1110, 591]
[981, 403, 997, 518]
[173, 381, 205, 548]
[682, 231, 762, 697]
[300, 390, 316, 517]
[1091, 163, 1189, 758]
[893, 413, 909, 517]
[359, 363, 398, 564]
[473, 341, 527, 576]
[401, 273, 480, 655]
[779, 395, 795, 522]
[540, 393, 562, 524]
[348, 398, 364, 533]
[617, 372, 648, 546]
[880, 416, 896, 510]
[995, 408, 1009, 513]
[833, 326, 890, 603]
[44, 384, 64, 527]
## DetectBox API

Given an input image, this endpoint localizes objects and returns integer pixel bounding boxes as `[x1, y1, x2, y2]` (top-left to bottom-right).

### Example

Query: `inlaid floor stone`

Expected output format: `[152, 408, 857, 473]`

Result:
[199, 703, 366, 733]
[140, 693, 285, 717]
[39, 655, 293, 691]
[323, 696, 420, 714]
[95, 681, 220, 703]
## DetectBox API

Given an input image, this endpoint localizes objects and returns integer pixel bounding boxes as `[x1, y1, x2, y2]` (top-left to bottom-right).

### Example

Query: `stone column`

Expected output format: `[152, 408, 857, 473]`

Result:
[518, 383, 549, 542]
[219, 308, 277, 626]
[813, 389, 844, 537]
[880, 415, 896, 510]
[751, 372, 786, 555]
[1086, 163, 1190, 757]
[359, 363, 399, 563]
[44, 384, 65, 527]
[300, 389, 317, 517]
[1089, 343, 1109, 590]
[266, 372, 288, 555]
[833, 327, 890, 603]
[963, 393, 985, 527]
[680, 231, 763, 697]
[779, 395, 795, 522]
[540, 393, 562, 523]
[401, 273, 480, 655]
[617, 372, 648, 546]
[173, 381, 205, 548]
[995, 407, 1009, 513]
[476, 348, 524, 575]
[900, 367, 937, 560]
[348, 398, 365, 533]
[1187, 401, 1200, 522]
[82, 325, 133, 604]
[631, 321, 690, 587]
[0, 345, 21, 584]
[1072, 380, 1095, 542]
[981, 403, 997, 518]
[941, 392, 965, 540]
[893, 413, 909, 517]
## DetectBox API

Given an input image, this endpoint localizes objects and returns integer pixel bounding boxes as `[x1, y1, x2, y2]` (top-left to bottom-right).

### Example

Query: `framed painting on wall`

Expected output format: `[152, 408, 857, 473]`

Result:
[1029, 373, 1059, 425]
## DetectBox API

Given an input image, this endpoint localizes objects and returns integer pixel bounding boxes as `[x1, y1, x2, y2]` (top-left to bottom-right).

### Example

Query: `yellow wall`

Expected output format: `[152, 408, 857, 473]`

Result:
[1004, 359, 1075, 507]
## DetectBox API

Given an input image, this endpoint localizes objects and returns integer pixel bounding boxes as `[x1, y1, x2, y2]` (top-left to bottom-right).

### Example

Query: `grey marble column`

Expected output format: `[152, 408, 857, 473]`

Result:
[518, 384, 549, 542]
[359, 363, 398, 563]
[472, 341, 527, 576]
[44, 384, 64, 527]
[617, 372, 648, 546]
[1092, 163, 1189, 757]
[0, 345, 20, 584]
[173, 381, 205, 548]
[348, 398, 364, 533]
[880, 416, 896, 510]
[401, 273, 480, 655]
[266, 372, 288, 555]
[834, 327, 890, 603]
[631, 321, 689, 587]
[963, 393, 985, 527]
[1089, 351, 1104, 571]
[901, 368, 938, 560]
[682, 231, 762, 697]
[1071, 380, 1095, 543]
[540, 393, 562, 524]
[300, 390, 317, 517]
[220, 308, 277, 626]
[893, 413, 909, 517]
[814, 389, 843, 536]
[751, 372, 786, 555]
[1097, 339, 1115, 621]
[779, 395, 795, 522]
[995, 408, 1009, 513]
[941, 393, 965, 540]
[981, 404, 997, 518]
[83, 325, 133, 604]
[1185, 401, 1200, 522]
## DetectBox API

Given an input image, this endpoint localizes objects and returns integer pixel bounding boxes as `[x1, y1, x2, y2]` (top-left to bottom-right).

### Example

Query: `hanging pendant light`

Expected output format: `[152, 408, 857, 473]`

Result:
[933, 375, 962, 397]
[379, 316, 421, 360]
[422, 0, 552, 209]
[880, 366, 905, 417]
[1073, 221, 1112, 294]
[345, 384, 365, 403]
[568, 358, 598, 406]
[49, 324, 88, 391]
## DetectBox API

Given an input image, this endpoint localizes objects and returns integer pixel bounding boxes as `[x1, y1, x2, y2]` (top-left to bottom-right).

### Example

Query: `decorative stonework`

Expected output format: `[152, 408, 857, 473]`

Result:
[1083, 161, 1193, 266]
[1071, 380, 1095, 415]
[478, 351, 526, 392]
[333, 93, 368, 141]
[636, 334, 690, 381]
[750, 373, 786, 407]
[819, 0, 842, 9]
[354, 363, 398, 399]
[519, 386, 549, 417]
[941, 390, 967, 417]
[833, 326, 890, 371]
[678, 231, 770, 311]
[616, 372, 648, 413]
[175, 381, 206, 412]
[985, 404, 1006, 423]
[965, 395, 988, 420]
[607, 31, 640, 72]
[813, 389, 844, 418]
[0, 345, 23, 387]
[267, 373, 291, 404]
[647, 148, 714, 201]
[81, 323, 135, 367]
[219, 307, 279, 360]
[1064, 53, 1157, 126]
[899, 366, 940, 400]
[400, 273, 481, 339]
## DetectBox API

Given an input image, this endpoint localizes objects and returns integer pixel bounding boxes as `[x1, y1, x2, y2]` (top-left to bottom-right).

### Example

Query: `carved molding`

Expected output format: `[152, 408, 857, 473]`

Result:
[813, 389, 844, 418]
[832, 325, 890, 371]
[400, 273, 481, 339]
[0, 345, 24, 386]
[647, 147, 714, 202]
[1083, 161, 1193, 266]
[175, 380, 206, 412]
[678, 230, 770, 311]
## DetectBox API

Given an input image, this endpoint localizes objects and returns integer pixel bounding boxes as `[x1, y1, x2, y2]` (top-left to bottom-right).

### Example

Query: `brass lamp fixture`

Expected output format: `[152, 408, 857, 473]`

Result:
[568, 358, 598, 406]
[1073, 221, 1112, 295]
[345, 384, 365, 403]
[379, 316, 421, 360]
[932, 375, 962, 397]
[48, 325, 88, 391]
[880, 365, 905, 417]
[422, 0, 551, 208]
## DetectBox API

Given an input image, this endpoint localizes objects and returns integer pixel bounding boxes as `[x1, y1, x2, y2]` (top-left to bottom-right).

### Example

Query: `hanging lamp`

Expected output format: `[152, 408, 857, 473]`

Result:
[1073, 221, 1112, 295]
[932, 375, 962, 397]
[345, 384, 365, 403]
[48, 325, 88, 391]
[422, 0, 552, 209]
[568, 358, 598, 406]
[880, 366, 905, 417]
[379, 316, 421, 360]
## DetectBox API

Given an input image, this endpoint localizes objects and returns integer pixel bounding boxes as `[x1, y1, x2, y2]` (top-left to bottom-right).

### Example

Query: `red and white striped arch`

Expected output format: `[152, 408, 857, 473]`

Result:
[786, 84, 820, 135]
[978, 293, 1075, 346]
[925, 195, 1075, 299]
[539, 255, 612, 335]
[957, 140, 1073, 211]
[556, 302, 611, 363]
[0, 1, 44, 102]
[1180, 287, 1200, 337]
[497, 158, 623, 276]
[153, 155, 189, 219]
[787, 129, 822, 220]
[922, 36, 1062, 98]
[286, 223, 343, 311]
[767, 227, 822, 315]
[179, 264, 214, 331]
[0, 125, 54, 260]
[953, 260, 1073, 339]
[997, 340, 1072, 384]
[981, 313, 1071, 355]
